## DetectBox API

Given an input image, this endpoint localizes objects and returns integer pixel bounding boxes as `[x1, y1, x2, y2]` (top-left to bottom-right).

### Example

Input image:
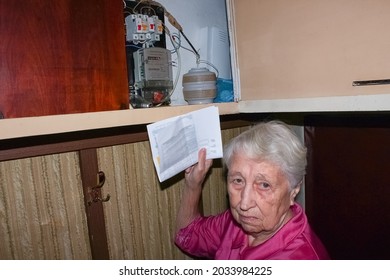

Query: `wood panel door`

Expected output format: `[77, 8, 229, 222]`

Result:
[0, 152, 91, 259]
[0, 0, 128, 118]
[228, 0, 390, 101]
[305, 114, 390, 259]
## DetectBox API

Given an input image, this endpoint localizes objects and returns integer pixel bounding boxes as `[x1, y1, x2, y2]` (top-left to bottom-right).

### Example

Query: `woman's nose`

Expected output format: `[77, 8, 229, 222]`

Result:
[240, 186, 255, 210]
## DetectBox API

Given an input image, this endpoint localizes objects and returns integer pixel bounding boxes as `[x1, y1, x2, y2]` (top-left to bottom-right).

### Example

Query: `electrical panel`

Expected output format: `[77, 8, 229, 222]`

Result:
[124, 1, 172, 108]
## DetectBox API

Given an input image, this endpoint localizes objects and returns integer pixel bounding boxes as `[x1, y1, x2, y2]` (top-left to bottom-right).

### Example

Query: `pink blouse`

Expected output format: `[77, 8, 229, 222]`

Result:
[175, 203, 329, 260]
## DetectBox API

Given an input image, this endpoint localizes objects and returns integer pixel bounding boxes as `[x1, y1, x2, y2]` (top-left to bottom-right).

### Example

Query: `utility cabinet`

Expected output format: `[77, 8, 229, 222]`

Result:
[0, 0, 129, 118]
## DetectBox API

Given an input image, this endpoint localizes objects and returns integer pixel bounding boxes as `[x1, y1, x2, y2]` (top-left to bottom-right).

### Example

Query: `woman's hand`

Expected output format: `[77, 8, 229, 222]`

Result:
[176, 148, 213, 234]
[184, 148, 213, 190]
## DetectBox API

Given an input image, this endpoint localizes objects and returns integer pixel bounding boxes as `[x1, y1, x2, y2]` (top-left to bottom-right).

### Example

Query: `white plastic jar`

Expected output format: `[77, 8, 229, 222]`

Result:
[182, 67, 216, 104]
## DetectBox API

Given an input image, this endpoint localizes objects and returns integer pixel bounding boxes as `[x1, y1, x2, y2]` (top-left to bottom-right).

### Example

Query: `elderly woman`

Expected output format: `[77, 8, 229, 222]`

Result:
[175, 120, 329, 259]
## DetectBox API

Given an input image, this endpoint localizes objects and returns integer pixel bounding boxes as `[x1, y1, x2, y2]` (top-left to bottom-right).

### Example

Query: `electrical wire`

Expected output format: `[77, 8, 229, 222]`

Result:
[152, 23, 182, 107]
[197, 60, 219, 79]
[155, 48, 181, 107]
[170, 32, 218, 78]
[132, 0, 148, 14]
[126, 44, 142, 49]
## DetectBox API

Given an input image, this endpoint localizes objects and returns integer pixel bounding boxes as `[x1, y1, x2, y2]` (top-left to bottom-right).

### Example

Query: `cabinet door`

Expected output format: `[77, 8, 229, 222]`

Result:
[0, 152, 91, 259]
[0, 0, 128, 118]
[229, 0, 390, 101]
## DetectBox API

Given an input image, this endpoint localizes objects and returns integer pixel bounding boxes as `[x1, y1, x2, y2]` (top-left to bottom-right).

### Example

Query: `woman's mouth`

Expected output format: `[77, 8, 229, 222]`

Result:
[239, 214, 257, 224]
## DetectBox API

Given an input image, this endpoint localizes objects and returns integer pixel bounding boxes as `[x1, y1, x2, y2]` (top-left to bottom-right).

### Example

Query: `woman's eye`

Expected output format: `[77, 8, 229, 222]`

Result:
[259, 182, 271, 189]
[230, 177, 244, 185]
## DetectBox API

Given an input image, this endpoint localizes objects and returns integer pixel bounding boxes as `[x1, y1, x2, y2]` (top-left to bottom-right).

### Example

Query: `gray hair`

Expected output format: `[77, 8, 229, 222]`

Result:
[223, 120, 307, 188]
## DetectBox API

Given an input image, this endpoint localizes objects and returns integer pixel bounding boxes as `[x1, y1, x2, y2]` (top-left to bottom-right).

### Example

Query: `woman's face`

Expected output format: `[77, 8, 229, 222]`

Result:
[227, 153, 299, 238]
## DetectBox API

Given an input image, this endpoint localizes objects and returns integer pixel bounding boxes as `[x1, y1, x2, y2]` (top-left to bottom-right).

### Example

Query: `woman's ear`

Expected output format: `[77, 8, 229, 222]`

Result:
[290, 183, 302, 205]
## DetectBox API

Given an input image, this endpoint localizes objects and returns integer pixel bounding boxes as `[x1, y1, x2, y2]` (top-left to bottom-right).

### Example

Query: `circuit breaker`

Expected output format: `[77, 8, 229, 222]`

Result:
[125, 14, 163, 44]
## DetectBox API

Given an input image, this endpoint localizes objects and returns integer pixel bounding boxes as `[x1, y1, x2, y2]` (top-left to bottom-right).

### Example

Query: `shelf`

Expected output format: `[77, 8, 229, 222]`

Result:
[2, 93, 389, 141]
[0, 102, 239, 140]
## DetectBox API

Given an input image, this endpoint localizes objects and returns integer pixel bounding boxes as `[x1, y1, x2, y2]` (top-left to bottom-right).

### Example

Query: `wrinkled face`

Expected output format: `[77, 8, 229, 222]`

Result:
[227, 153, 299, 238]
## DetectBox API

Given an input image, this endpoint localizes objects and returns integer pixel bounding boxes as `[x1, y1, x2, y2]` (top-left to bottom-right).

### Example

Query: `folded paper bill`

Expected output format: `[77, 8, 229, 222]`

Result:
[147, 106, 223, 182]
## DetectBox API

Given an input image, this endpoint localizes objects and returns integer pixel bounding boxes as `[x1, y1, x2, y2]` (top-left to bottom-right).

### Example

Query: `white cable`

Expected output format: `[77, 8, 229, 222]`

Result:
[155, 36, 181, 106]
[198, 60, 219, 79]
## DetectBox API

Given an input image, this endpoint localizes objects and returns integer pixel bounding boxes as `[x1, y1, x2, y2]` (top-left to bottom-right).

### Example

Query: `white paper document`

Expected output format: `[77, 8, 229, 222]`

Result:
[147, 106, 223, 182]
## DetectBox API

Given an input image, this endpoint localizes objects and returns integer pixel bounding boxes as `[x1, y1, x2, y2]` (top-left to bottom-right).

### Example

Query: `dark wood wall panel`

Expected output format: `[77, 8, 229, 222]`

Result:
[305, 114, 390, 259]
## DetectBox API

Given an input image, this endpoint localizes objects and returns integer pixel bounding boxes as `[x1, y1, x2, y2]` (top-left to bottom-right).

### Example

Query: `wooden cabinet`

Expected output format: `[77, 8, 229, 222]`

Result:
[4, 0, 390, 140]
[0, 122, 246, 259]
[228, 0, 390, 102]
[2, 0, 390, 261]
[0, 0, 128, 118]
[1, 0, 390, 137]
